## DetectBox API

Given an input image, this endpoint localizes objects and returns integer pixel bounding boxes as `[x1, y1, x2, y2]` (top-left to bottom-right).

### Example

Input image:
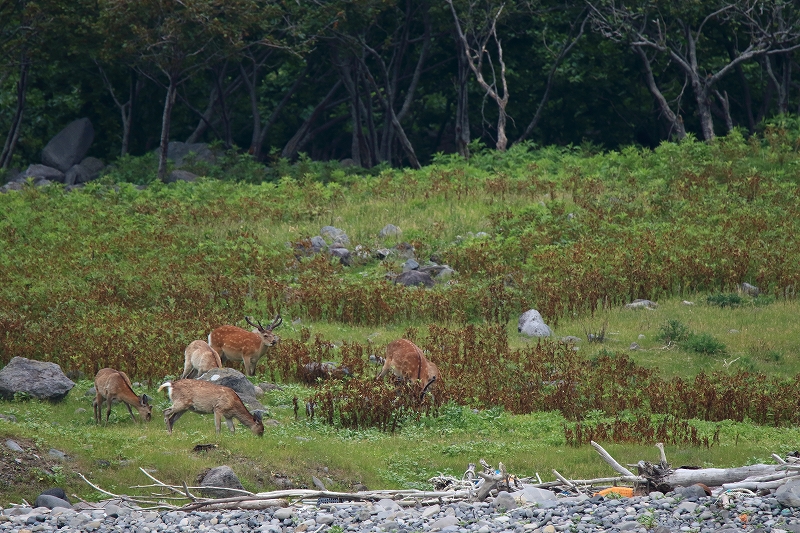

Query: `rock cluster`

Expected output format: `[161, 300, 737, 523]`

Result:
[3, 489, 800, 533]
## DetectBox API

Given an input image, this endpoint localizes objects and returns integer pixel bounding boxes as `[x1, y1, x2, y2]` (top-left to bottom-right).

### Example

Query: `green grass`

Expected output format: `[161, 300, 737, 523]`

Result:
[2, 378, 799, 507]
[550, 297, 800, 378]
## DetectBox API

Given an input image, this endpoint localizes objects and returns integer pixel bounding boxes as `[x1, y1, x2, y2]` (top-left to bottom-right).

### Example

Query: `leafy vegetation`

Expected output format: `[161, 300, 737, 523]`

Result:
[2, 126, 800, 505]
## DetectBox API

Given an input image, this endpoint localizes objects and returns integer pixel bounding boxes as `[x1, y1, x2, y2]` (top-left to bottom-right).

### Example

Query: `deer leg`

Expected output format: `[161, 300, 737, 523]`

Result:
[167, 410, 186, 434]
[125, 403, 136, 422]
[92, 397, 100, 424]
[105, 399, 113, 425]
[225, 417, 236, 433]
[214, 411, 223, 434]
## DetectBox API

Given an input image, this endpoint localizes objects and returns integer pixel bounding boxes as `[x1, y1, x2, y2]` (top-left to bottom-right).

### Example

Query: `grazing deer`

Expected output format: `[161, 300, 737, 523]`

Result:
[181, 340, 223, 379]
[376, 339, 440, 397]
[208, 314, 282, 376]
[93, 368, 152, 424]
[158, 379, 264, 436]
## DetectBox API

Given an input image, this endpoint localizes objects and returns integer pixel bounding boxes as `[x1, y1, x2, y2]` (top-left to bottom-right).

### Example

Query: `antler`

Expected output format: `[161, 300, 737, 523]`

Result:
[269, 314, 282, 330]
[244, 316, 265, 331]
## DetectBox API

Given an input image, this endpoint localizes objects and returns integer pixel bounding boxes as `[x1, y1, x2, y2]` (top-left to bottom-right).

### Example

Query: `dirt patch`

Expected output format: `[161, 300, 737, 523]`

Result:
[0, 434, 70, 505]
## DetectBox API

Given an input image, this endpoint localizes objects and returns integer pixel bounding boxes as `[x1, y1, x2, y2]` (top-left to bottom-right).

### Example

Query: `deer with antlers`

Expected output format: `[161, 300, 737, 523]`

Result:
[93, 368, 153, 424]
[375, 339, 440, 398]
[208, 314, 282, 376]
[181, 340, 223, 379]
[158, 379, 264, 436]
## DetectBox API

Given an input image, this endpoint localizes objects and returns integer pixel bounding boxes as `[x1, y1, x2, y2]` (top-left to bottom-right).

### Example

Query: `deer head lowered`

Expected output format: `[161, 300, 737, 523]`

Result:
[158, 379, 264, 436]
[375, 338, 440, 398]
[181, 339, 222, 379]
[93, 368, 152, 424]
[208, 314, 282, 376]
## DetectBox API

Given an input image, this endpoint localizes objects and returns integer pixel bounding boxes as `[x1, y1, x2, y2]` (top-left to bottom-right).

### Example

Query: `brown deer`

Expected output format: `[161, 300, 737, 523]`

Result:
[93, 368, 153, 424]
[181, 340, 223, 379]
[158, 379, 264, 436]
[376, 339, 440, 397]
[208, 314, 282, 376]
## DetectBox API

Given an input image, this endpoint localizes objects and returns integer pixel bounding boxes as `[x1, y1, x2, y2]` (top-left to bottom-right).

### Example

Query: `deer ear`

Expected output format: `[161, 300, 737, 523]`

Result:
[252, 409, 264, 422]
[141, 394, 150, 406]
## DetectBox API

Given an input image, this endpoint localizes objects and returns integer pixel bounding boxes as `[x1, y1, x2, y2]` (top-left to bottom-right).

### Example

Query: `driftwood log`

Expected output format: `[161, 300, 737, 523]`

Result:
[590, 440, 798, 494]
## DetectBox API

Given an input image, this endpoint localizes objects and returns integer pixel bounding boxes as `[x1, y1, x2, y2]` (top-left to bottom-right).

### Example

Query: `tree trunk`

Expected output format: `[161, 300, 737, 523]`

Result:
[0, 57, 29, 169]
[186, 83, 220, 145]
[633, 46, 686, 140]
[454, 35, 470, 158]
[157, 76, 177, 182]
[282, 80, 342, 160]
[694, 83, 716, 141]
[121, 72, 142, 156]
[252, 68, 307, 161]
[446, 0, 509, 152]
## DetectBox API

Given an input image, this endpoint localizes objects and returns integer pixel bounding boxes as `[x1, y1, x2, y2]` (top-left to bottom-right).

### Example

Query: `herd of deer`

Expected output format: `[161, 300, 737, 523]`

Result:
[91, 315, 441, 436]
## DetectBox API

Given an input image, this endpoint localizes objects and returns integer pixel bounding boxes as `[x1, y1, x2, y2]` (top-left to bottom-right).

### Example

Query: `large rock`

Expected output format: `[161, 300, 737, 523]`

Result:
[65, 157, 105, 185]
[776, 478, 800, 507]
[0, 357, 75, 401]
[41, 118, 94, 172]
[520, 320, 552, 337]
[321, 226, 349, 246]
[394, 270, 434, 288]
[199, 466, 245, 498]
[518, 308, 552, 338]
[518, 309, 543, 332]
[166, 142, 216, 167]
[24, 164, 66, 183]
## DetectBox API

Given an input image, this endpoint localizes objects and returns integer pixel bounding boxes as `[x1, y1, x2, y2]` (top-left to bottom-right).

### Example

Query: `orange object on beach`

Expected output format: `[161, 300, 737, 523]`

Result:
[595, 487, 634, 498]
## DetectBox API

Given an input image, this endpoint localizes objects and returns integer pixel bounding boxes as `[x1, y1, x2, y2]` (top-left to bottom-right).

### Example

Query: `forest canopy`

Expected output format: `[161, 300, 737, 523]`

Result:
[1, 0, 799, 175]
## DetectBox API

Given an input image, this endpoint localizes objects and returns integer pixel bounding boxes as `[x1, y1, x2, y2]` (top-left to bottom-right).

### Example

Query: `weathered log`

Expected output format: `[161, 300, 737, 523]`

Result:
[653, 464, 787, 489]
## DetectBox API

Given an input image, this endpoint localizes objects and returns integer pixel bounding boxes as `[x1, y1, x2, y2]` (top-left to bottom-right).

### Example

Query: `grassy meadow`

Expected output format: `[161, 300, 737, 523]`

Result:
[2, 125, 800, 505]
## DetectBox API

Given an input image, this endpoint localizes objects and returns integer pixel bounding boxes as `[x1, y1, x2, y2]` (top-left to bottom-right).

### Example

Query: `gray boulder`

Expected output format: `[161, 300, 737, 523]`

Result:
[0, 357, 75, 401]
[624, 299, 658, 310]
[518, 309, 543, 331]
[402, 259, 419, 272]
[166, 141, 216, 167]
[321, 226, 350, 246]
[394, 270, 434, 288]
[740, 282, 760, 297]
[34, 494, 72, 510]
[379, 224, 402, 239]
[329, 247, 351, 266]
[510, 484, 558, 504]
[65, 157, 105, 185]
[777, 478, 800, 507]
[41, 118, 94, 172]
[309, 236, 326, 252]
[492, 491, 518, 510]
[24, 164, 66, 183]
[520, 320, 552, 338]
[200, 466, 246, 498]
[5, 439, 23, 452]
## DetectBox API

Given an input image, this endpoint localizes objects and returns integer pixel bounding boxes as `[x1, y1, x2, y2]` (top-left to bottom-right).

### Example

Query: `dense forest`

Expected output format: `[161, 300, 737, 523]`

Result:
[1, 0, 799, 178]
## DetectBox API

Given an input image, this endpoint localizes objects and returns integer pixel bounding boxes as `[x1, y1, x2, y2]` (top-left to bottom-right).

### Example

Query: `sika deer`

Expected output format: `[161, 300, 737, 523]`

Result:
[376, 339, 440, 397]
[93, 368, 152, 424]
[208, 314, 282, 376]
[181, 340, 223, 379]
[158, 379, 264, 436]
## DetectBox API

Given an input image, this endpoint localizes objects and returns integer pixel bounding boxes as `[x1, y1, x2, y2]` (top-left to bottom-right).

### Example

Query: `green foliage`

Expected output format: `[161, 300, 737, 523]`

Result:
[657, 319, 690, 344]
[706, 293, 743, 308]
[682, 333, 726, 356]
